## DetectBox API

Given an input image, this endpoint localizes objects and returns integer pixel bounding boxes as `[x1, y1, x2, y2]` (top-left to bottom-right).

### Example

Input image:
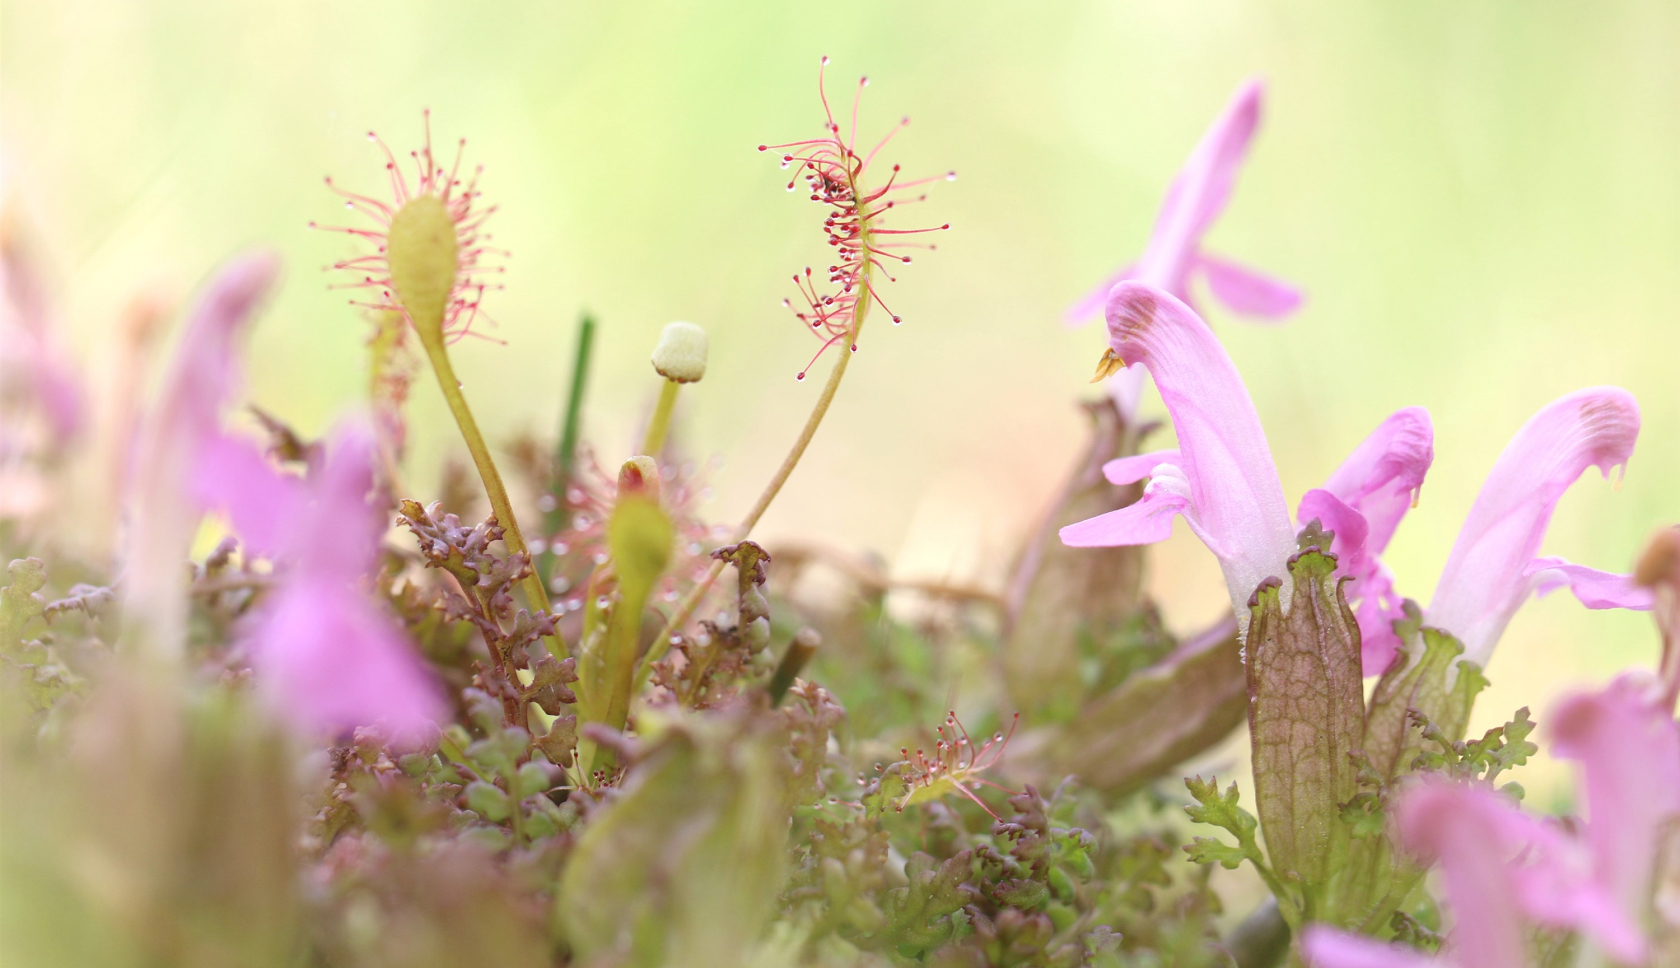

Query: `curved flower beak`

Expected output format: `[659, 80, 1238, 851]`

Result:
[1426, 387, 1645, 668]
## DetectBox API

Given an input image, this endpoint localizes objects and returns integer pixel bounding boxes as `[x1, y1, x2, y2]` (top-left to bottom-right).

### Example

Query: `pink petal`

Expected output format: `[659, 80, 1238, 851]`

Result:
[1300, 927, 1437, 968]
[1102, 448, 1182, 485]
[1302, 408, 1434, 674]
[1132, 79, 1265, 303]
[1171, 78, 1265, 244]
[1351, 569, 1407, 675]
[1059, 484, 1189, 548]
[1103, 361, 1149, 422]
[1297, 488, 1372, 574]
[1426, 388, 1641, 667]
[299, 418, 384, 576]
[1299, 486, 1406, 673]
[1103, 282, 1295, 615]
[1197, 253, 1303, 320]
[164, 251, 284, 447]
[1526, 557, 1653, 610]
[1550, 676, 1680, 960]
[247, 576, 444, 747]
[192, 434, 306, 559]
[121, 250, 282, 654]
[1395, 782, 1545, 968]
[1317, 407, 1434, 557]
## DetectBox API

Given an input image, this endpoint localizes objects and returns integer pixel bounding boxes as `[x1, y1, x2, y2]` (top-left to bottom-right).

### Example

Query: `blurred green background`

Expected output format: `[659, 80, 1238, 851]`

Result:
[5, 1, 1677, 795]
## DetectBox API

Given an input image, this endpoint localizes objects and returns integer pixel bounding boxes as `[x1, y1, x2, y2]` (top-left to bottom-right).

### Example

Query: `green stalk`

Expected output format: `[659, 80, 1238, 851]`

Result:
[635, 265, 873, 686]
[418, 333, 565, 658]
[540, 313, 596, 585]
[640, 379, 681, 458]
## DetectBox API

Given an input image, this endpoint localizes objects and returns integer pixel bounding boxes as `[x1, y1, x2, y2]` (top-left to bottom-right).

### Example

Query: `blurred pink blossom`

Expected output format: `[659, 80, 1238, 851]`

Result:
[1067, 79, 1301, 416]
[225, 421, 445, 745]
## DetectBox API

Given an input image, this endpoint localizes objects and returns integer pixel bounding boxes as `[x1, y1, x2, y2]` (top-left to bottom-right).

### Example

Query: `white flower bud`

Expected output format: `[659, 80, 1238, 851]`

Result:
[651, 321, 708, 383]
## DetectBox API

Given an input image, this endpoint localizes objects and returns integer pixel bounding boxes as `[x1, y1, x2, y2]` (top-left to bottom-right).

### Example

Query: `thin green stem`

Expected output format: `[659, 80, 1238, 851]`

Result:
[418, 334, 565, 658]
[540, 313, 596, 585]
[635, 269, 872, 686]
[640, 379, 680, 458]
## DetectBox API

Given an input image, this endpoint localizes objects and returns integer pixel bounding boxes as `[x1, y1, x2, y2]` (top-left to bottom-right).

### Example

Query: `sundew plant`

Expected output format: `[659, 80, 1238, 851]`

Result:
[5, 53, 1680, 968]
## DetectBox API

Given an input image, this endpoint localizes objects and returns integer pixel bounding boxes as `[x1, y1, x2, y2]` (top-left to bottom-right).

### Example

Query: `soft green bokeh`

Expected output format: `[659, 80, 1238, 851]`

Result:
[5, 1, 1677, 793]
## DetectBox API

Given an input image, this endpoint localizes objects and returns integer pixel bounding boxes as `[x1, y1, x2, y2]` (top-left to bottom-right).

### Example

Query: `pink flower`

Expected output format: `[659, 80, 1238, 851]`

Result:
[1067, 79, 1302, 415]
[1425, 388, 1650, 668]
[1061, 286, 1427, 652]
[1059, 283, 1296, 624]
[1297, 408, 1434, 674]
[218, 420, 445, 745]
[1303, 784, 1632, 968]
[123, 250, 281, 657]
[1549, 674, 1680, 958]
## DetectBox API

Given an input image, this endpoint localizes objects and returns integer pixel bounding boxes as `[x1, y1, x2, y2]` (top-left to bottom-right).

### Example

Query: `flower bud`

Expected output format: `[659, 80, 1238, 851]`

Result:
[651, 321, 708, 383]
[617, 455, 661, 500]
[1245, 547, 1363, 887]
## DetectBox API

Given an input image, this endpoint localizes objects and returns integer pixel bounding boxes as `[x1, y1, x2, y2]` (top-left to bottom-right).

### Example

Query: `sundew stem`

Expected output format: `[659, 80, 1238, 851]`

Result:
[418, 332, 565, 659]
[640, 378, 680, 458]
[635, 263, 873, 687]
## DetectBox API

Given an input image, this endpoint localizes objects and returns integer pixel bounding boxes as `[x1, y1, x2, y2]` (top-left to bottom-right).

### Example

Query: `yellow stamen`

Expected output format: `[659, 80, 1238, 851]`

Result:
[1090, 348, 1127, 383]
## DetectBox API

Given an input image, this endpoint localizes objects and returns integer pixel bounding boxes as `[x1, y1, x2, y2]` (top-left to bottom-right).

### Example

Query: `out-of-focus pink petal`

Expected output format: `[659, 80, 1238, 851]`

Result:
[247, 576, 444, 747]
[1175, 78, 1264, 242]
[1102, 448, 1181, 486]
[1550, 675, 1680, 961]
[161, 252, 284, 449]
[1526, 557, 1653, 610]
[1060, 483, 1189, 548]
[192, 434, 305, 559]
[1065, 265, 1133, 327]
[1131, 80, 1264, 301]
[1317, 407, 1434, 556]
[1395, 782, 1541, 968]
[122, 250, 282, 657]
[1100, 281, 1295, 615]
[1197, 254, 1303, 320]
[1426, 388, 1641, 667]
[1397, 777, 1644, 966]
[1300, 927, 1437, 968]
[1069, 78, 1295, 335]
[297, 418, 383, 576]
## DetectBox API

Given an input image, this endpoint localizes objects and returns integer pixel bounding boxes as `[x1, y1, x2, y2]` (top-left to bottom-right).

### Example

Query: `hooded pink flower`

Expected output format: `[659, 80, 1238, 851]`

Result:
[1059, 283, 1297, 622]
[1067, 79, 1302, 416]
[224, 420, 445, 745]
[1061, 285, 1645, 671]
[1425, 388, 1650, 668]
